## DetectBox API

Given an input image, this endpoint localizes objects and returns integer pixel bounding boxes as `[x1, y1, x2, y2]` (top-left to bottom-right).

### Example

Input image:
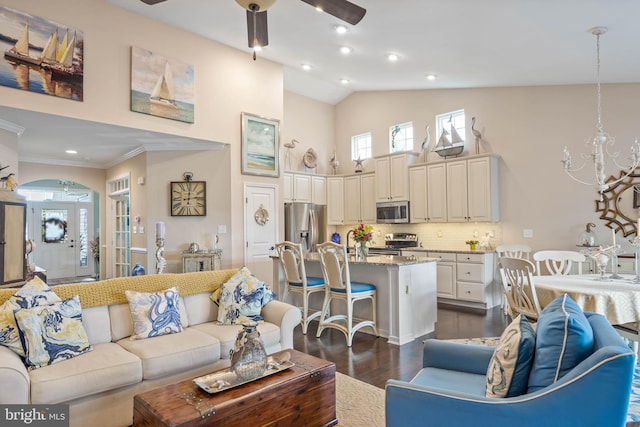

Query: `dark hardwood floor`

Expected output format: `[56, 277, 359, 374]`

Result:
[292, 304, 510, 389]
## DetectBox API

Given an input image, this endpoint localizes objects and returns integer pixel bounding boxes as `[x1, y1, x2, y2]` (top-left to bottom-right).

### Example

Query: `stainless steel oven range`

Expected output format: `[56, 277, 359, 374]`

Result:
[367, 233, 419, 255]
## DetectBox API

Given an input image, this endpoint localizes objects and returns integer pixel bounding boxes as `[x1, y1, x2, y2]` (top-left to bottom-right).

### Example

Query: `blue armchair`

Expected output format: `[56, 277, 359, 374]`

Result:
[385, 313, 635, 427]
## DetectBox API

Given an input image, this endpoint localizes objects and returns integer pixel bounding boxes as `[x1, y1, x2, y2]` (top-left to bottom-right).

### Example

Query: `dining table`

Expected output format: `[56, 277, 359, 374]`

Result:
[533, 274, 640, 325]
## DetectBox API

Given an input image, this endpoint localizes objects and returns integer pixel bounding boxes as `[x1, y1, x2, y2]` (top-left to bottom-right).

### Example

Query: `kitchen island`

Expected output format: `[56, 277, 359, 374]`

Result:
[272, 254, 437, 345]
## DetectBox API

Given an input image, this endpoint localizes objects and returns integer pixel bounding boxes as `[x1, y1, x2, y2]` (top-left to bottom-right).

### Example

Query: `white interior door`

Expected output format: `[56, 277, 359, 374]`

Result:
[28, 202, 94, 280]
[244, 184, 278, 287]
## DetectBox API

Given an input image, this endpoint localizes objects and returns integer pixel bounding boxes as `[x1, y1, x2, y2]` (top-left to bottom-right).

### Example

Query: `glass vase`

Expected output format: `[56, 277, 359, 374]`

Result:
[356, 240, 368, 260]
[230, 322, 268, 381]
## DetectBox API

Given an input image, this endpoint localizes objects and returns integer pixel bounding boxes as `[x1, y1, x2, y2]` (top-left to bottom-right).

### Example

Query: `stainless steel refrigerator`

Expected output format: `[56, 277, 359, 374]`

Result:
[284, 203, 327, 252]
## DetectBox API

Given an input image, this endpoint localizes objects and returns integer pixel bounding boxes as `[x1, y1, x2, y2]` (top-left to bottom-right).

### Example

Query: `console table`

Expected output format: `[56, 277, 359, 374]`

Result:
[181, 250, 222, 273]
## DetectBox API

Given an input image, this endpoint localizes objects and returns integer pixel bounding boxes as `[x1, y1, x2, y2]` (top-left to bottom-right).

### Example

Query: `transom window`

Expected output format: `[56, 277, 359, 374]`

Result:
[389, 122, 413, 152]
[351, 132, 372, 161]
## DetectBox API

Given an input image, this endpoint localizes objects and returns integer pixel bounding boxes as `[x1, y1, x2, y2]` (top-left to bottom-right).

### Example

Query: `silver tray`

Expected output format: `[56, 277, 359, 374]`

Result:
[193, 357, 295, 394]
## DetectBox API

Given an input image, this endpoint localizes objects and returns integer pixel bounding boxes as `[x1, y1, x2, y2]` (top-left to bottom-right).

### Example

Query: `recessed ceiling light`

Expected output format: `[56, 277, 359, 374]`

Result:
[340, 46, 352, 55]
[334, 25, 348, 34]
[65, 150, 77, 154]
[301, 63, 312, 71]
[426, 74, 437, 81]
[340, 78, 350, 85]
[315, 6, 323, 12]
[387, 53, 399, 62]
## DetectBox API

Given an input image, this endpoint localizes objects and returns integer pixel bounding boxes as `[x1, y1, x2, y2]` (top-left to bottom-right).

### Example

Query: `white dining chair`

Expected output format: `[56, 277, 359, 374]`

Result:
[499, 256, 542, 321]
[496, 244, 533, 315]
[315, 241, 378, 347]
[533, 250, 586, 276]
[275, 241, 325, 334]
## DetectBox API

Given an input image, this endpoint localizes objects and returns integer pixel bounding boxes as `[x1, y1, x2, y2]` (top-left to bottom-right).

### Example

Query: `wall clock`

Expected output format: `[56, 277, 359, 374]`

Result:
[170, 181, 206, 216]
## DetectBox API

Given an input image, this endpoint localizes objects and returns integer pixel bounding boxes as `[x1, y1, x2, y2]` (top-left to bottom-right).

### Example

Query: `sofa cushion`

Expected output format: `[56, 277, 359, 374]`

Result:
[182, 293, 218, 326]
[116, 328, 220, 380]
[125, 287, 183, 339]
[29, 342, 142, 404]
[15, 296, 92, 370]
[192, 321, 280, 360]
[81, 305, 112, 345]
[485, 314, 536, 398]
[527, 294, 594, 393]
[212, 267, 276, 325]
[109, 298, 189, 342]
[0, 277, 63, 358]
[411, 367, 487, 396]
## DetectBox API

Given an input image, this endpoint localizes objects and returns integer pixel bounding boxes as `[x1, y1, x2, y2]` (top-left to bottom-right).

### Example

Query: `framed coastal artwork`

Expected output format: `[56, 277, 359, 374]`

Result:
[0, 6, 84, 101]
[130, 46, 194, 123]
[241, 112, 280, 178]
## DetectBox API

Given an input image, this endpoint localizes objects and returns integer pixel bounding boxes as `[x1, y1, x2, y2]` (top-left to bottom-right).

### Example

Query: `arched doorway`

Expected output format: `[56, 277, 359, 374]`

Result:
[18, 179, 100, 283]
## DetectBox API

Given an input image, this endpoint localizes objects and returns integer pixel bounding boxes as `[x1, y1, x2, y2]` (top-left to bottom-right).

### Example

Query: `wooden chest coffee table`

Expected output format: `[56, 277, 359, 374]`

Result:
[133, 349, 337, 427]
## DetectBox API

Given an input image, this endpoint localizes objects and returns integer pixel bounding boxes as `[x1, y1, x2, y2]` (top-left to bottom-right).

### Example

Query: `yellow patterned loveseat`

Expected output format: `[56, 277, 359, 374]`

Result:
[0, 270, 302, 427]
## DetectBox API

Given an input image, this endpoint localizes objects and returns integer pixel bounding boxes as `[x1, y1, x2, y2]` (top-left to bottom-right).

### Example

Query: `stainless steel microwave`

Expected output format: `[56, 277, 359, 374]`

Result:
[376, 201, 410, 224]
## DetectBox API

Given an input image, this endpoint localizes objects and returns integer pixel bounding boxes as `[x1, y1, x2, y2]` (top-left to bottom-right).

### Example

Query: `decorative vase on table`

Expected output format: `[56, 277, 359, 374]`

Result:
[131, 263, 145, 276]
[230, 322, 268, 381]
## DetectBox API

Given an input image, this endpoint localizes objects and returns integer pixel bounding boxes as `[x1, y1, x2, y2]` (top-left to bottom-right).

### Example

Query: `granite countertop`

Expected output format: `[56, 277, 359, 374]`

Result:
[305, 253, 437, 266]
[399, 247, 496, 254]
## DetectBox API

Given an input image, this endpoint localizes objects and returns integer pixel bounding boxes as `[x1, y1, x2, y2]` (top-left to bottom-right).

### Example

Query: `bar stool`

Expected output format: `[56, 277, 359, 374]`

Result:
[315, 241, 378, 347]
[275, 241, 324, 334]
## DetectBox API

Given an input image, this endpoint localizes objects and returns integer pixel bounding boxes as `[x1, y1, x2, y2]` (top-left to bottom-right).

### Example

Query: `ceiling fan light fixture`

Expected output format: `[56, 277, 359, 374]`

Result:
[235, 0, 276, 11]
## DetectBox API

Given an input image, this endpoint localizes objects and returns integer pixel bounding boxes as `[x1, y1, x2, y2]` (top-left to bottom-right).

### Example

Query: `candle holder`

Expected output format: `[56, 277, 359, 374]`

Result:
[631, 237, 640, 284]
[582, 245, 620, 281]
[608, 245, 624, 279]
[156, 238, 167, 274]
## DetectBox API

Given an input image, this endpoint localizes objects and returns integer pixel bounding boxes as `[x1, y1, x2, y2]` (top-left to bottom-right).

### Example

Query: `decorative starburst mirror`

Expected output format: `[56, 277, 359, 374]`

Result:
[595, 169, 640, 237]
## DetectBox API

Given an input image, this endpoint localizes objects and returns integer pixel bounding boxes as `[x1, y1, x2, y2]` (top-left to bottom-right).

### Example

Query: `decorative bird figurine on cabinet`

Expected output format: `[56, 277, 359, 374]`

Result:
[421, 124, 431, 162]
[283, 138, 298, 171]
[329, 149, 340, 175]
[471, 117, 482, 155]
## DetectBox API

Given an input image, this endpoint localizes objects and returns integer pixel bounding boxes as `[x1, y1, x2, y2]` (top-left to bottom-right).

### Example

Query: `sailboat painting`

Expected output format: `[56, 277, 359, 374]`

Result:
[0, 6, 84, 100]
[131, 46, 194, 123]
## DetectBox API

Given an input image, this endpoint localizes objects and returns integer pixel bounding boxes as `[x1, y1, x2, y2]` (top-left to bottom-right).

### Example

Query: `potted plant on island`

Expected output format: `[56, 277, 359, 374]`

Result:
[465, 239, 479, 251]
[352, 223, 373, 259]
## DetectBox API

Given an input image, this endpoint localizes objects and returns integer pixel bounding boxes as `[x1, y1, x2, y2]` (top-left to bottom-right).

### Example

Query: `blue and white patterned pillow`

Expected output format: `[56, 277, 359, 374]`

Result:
[125, 287, 183, 340]
[0, 276, 62, 357]
[485, 314, 536, 398]
[214, 267, 275, 325]
[14, 295, 92, 370]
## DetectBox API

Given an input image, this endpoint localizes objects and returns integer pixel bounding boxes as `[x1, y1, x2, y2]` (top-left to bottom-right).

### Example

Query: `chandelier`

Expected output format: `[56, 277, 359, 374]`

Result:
[561, 27, 640, 200]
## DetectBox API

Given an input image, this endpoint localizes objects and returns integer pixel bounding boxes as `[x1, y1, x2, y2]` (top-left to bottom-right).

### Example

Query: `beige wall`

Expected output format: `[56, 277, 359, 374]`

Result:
[334, 84, 640, 253]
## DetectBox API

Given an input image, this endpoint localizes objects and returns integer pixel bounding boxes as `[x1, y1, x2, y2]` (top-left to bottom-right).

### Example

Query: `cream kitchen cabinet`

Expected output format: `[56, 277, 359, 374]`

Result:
[311, 175, 326, 205]
[426, 251, 456, 298]
[344, 173, 375, 224]
[446, 154, 499, 222]
[283, 172, 312, 203]
[374, 152, 418, 202]
[326, 176, 345, 225]
[426, 162, 448, 222]
[454, 252, 499, 310]
[409, 165, 428, 223]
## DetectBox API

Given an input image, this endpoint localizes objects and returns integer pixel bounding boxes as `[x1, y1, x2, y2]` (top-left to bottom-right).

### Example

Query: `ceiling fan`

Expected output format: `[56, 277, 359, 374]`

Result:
[139, 0, 366, 58]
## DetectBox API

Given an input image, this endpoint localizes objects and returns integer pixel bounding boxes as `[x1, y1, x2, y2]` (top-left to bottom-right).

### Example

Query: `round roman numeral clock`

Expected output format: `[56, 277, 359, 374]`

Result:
[170, 180, 206, 216]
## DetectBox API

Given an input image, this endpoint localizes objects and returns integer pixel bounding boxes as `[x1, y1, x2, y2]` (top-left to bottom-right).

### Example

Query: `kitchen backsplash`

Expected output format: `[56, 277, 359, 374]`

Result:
[334, 222, 504, 251]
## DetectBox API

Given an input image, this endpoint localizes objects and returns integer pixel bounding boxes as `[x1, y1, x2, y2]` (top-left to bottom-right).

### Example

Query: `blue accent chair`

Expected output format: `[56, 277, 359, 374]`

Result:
[385, 312, 635, 427]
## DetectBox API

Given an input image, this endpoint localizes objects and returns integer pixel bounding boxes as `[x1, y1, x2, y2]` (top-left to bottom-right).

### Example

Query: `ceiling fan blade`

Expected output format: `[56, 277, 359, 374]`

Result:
[139, 0, 168, 5]
[246, 9, 269, 48]
[299, 0, 366, 25]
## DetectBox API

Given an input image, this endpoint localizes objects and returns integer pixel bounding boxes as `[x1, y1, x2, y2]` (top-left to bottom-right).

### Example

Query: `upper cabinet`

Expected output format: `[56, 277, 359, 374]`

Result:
[375, 152, 419, 202]
[283, 172, 325, 204]
[344, 173, 376, 225]
[326, 176, 345, 225]
[409, 166, 428, 223]
[446, 155, 499, 222]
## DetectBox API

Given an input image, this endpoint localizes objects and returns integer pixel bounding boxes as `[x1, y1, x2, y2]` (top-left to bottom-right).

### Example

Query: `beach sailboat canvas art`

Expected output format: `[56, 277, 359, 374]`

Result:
[0, 6, 84, 101]
[130, 46, 194, 123]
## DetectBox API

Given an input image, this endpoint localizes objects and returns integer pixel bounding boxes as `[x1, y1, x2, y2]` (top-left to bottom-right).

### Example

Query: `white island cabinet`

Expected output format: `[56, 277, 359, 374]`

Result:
[272, 255, 437, 345]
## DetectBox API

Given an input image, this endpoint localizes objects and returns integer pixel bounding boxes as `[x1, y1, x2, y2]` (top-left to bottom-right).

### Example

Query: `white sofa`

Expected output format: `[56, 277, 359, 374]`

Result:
[0, 270, 302, 427]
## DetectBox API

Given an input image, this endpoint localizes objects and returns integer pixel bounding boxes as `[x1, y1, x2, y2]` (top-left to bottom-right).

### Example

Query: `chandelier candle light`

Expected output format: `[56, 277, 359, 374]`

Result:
[561, 27, 640, 200]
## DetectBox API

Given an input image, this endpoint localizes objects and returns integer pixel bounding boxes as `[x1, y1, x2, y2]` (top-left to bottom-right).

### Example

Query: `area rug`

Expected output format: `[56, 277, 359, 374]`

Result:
[335, 372, 385, 427]
[449, 337, 640, 426]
